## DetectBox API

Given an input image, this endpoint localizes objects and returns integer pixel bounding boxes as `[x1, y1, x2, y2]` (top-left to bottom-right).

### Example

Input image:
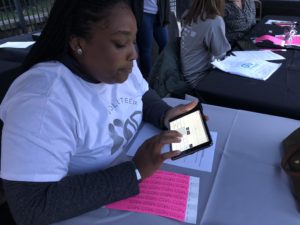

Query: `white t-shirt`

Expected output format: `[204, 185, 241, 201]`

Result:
[144, 0, 158, 14]
[0, 60, 148, 182]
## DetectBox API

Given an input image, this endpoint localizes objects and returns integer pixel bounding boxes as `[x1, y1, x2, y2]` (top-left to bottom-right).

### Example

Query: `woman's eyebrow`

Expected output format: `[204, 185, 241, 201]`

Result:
[111, 30, 132, 36]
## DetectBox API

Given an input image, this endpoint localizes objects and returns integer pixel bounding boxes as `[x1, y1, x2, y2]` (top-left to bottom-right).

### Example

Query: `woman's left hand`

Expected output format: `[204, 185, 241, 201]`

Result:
[163, 99, 200, 128]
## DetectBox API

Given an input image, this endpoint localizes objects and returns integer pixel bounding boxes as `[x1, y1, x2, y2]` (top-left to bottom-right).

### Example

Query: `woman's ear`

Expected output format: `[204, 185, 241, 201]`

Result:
[69, 35, 84, 56]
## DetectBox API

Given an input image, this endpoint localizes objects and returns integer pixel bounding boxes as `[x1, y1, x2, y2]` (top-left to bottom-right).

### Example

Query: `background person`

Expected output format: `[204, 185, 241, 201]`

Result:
[0, 0, 198, 224]
[224, 0, 256, 45]
[129, 0, 171, 78]
[180, 0, 231, 90]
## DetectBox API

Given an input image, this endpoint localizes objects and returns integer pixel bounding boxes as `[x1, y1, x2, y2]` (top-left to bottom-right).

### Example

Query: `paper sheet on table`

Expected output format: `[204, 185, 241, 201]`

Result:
[106, 170, 200, 224]
[212, 55, 281, 81]
[127, 123, 217, 172]
[0, 41, 35, 48]
[265, 19, 298, 26]
[232, 50, 285, 60]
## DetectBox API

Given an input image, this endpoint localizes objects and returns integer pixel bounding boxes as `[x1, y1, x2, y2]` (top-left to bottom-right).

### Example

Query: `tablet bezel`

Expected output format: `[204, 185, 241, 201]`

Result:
[169, 105, 212, 160]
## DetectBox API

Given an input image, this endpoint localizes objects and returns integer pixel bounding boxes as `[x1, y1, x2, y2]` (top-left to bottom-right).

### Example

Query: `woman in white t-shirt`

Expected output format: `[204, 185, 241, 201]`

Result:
[0, 1, 198, 224]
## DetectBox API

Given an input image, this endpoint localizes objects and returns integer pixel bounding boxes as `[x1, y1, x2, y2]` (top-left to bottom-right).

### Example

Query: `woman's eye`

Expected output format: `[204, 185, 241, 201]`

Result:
[115, 43, 126, 48]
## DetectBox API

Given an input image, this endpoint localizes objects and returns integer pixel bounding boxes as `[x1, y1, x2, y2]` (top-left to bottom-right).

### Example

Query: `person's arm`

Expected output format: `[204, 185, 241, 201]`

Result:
[3, 161, 139, 225]
[142, 89, 171, 129]
[209, 17, 231, 59]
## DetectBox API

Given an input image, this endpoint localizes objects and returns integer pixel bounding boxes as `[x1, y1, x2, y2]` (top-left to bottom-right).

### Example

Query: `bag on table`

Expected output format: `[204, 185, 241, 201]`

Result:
[281, 128, 300, 203]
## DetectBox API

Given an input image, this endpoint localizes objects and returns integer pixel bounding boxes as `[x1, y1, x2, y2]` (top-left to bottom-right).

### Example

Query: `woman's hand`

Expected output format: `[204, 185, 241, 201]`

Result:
[163, 99, 199, 128]
[133, 131, 182, 179]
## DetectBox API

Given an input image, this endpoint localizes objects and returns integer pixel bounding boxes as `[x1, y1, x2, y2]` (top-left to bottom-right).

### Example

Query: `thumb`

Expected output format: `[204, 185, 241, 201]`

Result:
[175, 99, 199, 116]
[183, 99, 199, 112]
[161, 150, 181, 161]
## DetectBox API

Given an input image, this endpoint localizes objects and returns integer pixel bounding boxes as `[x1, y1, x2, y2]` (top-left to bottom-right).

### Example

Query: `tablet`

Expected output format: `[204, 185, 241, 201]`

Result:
[169, 105, 212, 160]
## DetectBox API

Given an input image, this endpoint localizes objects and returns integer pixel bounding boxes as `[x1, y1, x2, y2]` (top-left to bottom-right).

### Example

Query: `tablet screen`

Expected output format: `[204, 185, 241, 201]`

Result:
[169, 110, 210, 152]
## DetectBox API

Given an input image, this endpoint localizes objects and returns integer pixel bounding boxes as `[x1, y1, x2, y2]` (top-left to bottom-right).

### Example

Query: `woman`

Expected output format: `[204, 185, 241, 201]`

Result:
[224, 0, 256, 45]
[0, 1, 197, 224]
[129, 0, 170, 78]
[180, 0, 231, 89]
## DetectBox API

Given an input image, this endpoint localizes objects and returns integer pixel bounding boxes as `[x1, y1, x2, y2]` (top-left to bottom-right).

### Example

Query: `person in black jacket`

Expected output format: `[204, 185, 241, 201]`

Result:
[0, 1, 198, 225]
[128, 0, 171, 78]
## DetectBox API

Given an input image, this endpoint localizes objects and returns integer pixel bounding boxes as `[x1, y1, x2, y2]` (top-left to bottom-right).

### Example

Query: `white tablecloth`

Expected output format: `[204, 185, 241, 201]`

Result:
[53, 98, 300, 225]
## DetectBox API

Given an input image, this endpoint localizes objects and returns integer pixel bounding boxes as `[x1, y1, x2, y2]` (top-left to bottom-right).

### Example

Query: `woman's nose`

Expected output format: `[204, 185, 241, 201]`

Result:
[128, 43, 138, 61]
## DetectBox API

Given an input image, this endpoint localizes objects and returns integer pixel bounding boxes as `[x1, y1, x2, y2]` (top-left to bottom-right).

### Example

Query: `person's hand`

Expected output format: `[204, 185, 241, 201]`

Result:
[132, 131, 182, 180]
[163, 99, 201, 128]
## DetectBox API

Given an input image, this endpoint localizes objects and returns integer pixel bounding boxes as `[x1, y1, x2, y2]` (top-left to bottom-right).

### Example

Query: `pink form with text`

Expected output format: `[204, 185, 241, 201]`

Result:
[106, 170, 198, 223]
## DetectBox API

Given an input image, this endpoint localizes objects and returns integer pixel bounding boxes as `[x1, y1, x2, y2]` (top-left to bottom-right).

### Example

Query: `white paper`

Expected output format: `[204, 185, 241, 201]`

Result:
[126, 123, 217, 172]
[265, 19, 297, 25]
[212, 55, 281, 81]
[185, 176, 200, 224]
[0, 41, 35, 48]
[232, 50, 285, 61]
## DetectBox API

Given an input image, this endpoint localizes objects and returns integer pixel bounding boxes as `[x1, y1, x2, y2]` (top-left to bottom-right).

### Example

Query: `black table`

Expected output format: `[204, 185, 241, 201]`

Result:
[195, 16, 300, 120]
[0, 60, 20, 73]
[248, 15, 300, 43]
[261, 0, 300, 17]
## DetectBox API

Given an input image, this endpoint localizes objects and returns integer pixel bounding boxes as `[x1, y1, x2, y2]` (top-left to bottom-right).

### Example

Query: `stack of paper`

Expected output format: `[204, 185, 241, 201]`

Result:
[232, 50, 285, 61]
[265, 19, 298, 26]
[106, 170, 200, 224]
[211, 54, 282, 81]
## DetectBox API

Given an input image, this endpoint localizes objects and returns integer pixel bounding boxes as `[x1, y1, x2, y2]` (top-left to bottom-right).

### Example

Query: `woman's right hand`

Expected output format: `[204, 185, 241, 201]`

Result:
[132, 131, 182, 180]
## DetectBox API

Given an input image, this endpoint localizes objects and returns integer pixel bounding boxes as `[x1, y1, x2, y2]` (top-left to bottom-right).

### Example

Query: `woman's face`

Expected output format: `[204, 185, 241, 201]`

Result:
[71, 3, 138, 84]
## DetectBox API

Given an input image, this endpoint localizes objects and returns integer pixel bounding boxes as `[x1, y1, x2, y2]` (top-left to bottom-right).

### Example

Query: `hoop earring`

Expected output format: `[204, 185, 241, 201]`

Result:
[76, 48, 83, 55]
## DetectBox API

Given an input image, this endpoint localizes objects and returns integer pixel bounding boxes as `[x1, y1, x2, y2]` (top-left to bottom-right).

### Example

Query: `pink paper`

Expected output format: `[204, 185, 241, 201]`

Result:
[106, 170, 190, 222]
[255, 35, 285, 46]
[276, 35, 300, 46]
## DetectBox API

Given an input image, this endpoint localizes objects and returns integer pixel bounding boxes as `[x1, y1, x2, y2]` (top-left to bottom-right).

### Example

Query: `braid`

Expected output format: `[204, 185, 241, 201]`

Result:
[21, 0, 129, 73]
